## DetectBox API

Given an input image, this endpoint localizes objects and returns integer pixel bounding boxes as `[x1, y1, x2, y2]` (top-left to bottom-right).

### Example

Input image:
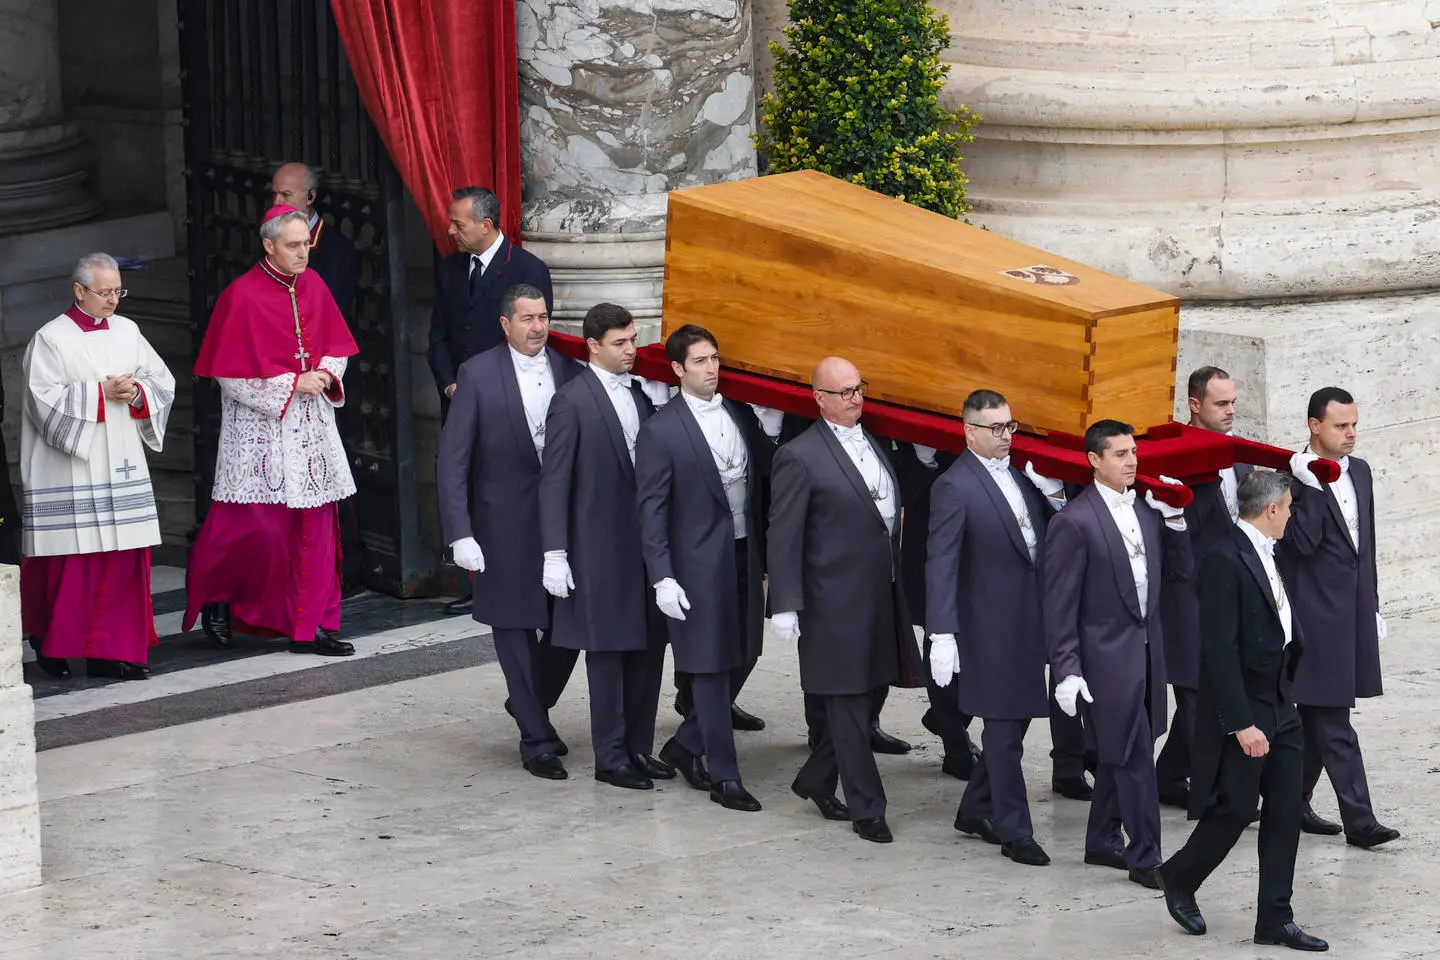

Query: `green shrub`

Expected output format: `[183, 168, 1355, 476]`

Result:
[756, 0, 978, 219]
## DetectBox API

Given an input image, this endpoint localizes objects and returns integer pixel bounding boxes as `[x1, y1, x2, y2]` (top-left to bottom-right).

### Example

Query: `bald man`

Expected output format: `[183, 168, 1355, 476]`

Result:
[768, 357, 924, 843]
[271, 162, 358, 319]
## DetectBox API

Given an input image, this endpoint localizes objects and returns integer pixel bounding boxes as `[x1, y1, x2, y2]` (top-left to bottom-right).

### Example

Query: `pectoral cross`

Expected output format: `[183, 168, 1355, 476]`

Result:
[115, 460, 137, 479]
[286, 285, 309, 371]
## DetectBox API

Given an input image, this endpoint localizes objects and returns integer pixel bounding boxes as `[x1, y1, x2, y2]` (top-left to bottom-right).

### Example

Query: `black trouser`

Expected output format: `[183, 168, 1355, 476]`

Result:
[586, 647, 666, 771]
[492, 628, 578, 760]
[675, 671, 739, 781]
[1165, 705, 1304, 929]
[794, 692, 885, 820]
[674, 540, 758, 713]
[920, 634, 977, 757]
[958, 718, 1033, 842]
[1155, 685, 1198, 793]
[805, 686, 889, 738]
[1300, 704, 1378, 832]
[1049, 673, 1093, 780]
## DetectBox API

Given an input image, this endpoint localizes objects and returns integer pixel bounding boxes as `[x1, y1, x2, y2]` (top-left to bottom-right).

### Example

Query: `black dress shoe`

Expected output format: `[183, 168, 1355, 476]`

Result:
[85, 659, 150, 681]
[291, 630, 355, 656]
[1001, 837, 1051, 866]
[791, 782, 850, 821]
[954, 814, 1002, 845]
[1084, 848, 1128, 870]
[595, 764, 653, 790]
[730, 704, 766, 731]
[200, 603, 233, 648]
[870, 724, 912, 755]
[1053, 776, 1094, 801]
[942, 751, 977, 780]
[1158, 785, 1190, 809]
[629, 753, 676, 780]
[673, 694, 691, 719]
[443, 595, 473, 616]
[1300, 804, 1343, 836]
[1158, 867, 1206, 935]
[28, 637, 71, 680]
[521, 753, 568, 780]
[1255, 921, 1329, 951]
[710, 779, 762, 812]
[1345, 822, 1400, 849]
[1129, 867, 1162, 890]
[853, 816, 893, 843]
[658, 739, 711, 791]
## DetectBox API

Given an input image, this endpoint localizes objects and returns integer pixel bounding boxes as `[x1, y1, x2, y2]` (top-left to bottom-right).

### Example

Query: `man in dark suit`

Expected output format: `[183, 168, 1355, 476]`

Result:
[1159, 470, 1328, 951]
[1156, 366, 1253, 807]
[436, 283, 582, 780]
[539, 303, 673, 790]
[926, 390, 1067, 866]
[1279, 387, 1399, 848]
[636, 325, 766, 812]
[429, 185, 553, 615]
[768, 357, 924, 844]
[1044, 420, 1193, 888]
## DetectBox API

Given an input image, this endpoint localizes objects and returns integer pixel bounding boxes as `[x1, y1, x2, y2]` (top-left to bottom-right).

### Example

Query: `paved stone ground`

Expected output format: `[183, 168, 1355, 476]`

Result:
[3, 610, 1437, 959]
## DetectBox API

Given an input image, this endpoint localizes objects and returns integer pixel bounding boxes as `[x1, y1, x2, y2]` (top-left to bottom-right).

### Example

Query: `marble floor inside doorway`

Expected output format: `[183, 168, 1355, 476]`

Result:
[4, 611, 1438, 959]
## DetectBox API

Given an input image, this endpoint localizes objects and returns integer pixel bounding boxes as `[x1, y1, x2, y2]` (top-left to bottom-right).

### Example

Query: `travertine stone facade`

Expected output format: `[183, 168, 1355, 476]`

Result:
[0, 565, 41, 893]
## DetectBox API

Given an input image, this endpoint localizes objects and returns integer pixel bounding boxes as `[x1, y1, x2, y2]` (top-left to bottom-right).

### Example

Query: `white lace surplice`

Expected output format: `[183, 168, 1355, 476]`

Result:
[211, 356, 356, 508]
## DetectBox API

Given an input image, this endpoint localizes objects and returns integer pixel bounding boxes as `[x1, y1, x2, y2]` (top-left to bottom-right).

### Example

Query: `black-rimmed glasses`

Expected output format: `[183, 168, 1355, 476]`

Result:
[816, 381, 868, 402]
[965, 419, 1020, 438]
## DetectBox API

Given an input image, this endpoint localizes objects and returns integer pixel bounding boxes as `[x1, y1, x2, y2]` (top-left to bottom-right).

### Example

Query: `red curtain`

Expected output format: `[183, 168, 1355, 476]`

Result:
[331, 0, 523, 250]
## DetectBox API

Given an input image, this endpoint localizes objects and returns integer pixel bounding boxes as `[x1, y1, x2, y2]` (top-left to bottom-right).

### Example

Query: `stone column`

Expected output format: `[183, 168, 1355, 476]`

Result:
[0, 564, 41, 893]
[0, 0, 99, 235]
[938, 0, 1440, 611]
[516, 0, 757, 341]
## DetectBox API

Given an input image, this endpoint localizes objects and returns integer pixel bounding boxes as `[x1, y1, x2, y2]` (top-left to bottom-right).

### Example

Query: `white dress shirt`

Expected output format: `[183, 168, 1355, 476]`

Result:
[827, 420, 896, 534]
[590, 363, 639, 462]
[683, 391, 749, 538]
[509, 346, 555, 460]
[468, 232, 505, 279]
[1327, 451, 1361, 550]
[972, 451, 1038, 562]
[1237, 519, 1293, 648]
[1095, 482, 1149, 618]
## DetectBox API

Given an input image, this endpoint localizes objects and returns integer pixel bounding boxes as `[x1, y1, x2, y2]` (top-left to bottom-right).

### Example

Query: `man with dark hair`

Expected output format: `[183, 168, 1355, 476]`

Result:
[768, 357, 924, 843]
[428, 185, 553, 615]
[636, 324, 767, 812]
[1159, 470, 1329, 951]
[926, 389, 1067, 866]
[1280, 387, 1398, 848]
[437, 283, 583, 779]
[1044, 419, 1193, 887]
[1155, 366, 1251, 807]
[539, 303, 674, 790]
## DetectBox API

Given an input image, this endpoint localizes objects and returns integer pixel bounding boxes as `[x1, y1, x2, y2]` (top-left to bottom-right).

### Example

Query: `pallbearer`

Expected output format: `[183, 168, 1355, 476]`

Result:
[183, 205, 359, 655]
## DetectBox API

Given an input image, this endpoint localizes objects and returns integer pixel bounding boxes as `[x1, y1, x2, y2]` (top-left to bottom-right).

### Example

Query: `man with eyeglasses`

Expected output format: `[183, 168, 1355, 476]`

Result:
[18, 253, 176, 681]
[1043, 419, 1193, 888]
[768, 357, 924, 843]
[925, 389, 1067, 866]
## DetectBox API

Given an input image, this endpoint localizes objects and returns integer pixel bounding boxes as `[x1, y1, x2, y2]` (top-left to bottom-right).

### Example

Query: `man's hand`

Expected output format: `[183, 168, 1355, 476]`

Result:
[912, 443, 939, 469]
[103, 374, 138, 404]
[445, 383, 458, 399]
[1055, 674, 1093, 717]
[655, 578, 691, 621]
[1288, 451, 1323, 491]
[295, 371, 329, 396]
[1235, 725, 1270, 758]
[1376, 612, 1388, 640]
[750, 405, 784, 439]
[928, 633, 959, 687]
[1023, 461, 1065, 497]
[1145, 475, 1187, 520]
[542, 550, 575, 599]
[771, 611, 800, 642]
[451, 537, 485, 573]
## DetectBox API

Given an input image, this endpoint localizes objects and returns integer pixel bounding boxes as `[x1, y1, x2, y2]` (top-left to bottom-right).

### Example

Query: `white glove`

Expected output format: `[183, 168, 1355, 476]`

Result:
[1055, 674, 1094, 718]
[771, 611, 800, 642]
[1376, 612, 1388, 640]
[1289, 451, 1324, 491]
[912, 443, 938, 468]
[542, 550, 575, 599]
[750, 404, 784, 439]
[638, 377, 672, 407]
[655, 578, 691, 621]
[1023, 461, 1064, 497]
[1145, 475, 1186, 520]
[928, 633, 959, 688]
[450, 537, 485, 573]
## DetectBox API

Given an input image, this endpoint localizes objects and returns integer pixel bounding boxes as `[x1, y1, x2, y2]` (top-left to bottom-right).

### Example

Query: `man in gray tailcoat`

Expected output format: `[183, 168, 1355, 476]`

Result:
[768, 356, 924, 844]
[1278, 386, 1398, 848]
[926, 389, 1067, 867]
[636, 325, 766, 813]
[1044, 419, 1193, 888]
[539, 303, 675, 791]
[437, 284, 582, 779]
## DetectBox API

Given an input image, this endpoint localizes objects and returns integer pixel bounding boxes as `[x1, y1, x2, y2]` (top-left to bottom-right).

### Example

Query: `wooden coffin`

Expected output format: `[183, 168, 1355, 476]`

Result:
[661, 170, 1180, 434]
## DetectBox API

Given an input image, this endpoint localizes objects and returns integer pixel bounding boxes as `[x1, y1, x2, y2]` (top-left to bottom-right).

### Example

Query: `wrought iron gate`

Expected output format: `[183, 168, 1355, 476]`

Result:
[178, 0, 429, 596]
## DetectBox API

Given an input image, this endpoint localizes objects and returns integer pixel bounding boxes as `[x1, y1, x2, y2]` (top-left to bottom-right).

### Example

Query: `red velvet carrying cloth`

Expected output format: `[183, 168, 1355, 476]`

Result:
[547, 333, 1339, 506]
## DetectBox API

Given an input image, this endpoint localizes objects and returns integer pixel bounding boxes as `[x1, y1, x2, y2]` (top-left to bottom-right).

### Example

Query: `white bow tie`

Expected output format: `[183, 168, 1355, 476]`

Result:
[690, 393, 725, 417]
[1338, 456, 1350, 475]
[1256, 538, 1276, 558]
[594, 368, 632, 391]
[1112, 489, 1136, 508]
[515, 351, 547, 372]
[832, 423, 864, 444]
[981, 455, 1011, 475]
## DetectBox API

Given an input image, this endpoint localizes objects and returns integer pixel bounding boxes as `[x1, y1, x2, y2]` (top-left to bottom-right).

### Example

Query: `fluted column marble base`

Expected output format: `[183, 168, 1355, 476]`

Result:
[0, 121, 99, 236]
[522, 232, 667, 345]
[0, 565, 41, 893]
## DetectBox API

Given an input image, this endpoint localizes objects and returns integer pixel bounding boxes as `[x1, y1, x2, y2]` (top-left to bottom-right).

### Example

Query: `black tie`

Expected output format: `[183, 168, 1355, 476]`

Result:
[468, 256, 482, 298]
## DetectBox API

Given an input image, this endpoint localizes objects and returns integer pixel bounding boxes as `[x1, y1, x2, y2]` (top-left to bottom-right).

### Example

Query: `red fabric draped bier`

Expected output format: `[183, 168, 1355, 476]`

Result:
[331, 0, 523, 249]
